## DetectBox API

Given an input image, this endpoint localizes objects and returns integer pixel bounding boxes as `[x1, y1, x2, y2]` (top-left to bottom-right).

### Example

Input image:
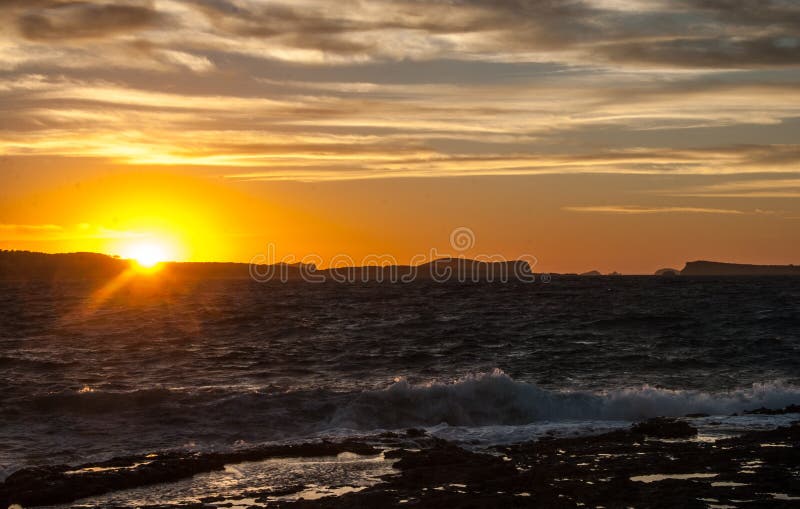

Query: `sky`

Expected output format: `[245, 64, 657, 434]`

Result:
[0, 0, 799, 274]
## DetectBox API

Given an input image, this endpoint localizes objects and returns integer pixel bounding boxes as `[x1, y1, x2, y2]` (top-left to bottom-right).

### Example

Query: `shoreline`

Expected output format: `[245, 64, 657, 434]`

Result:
[3, 411, 799, 508]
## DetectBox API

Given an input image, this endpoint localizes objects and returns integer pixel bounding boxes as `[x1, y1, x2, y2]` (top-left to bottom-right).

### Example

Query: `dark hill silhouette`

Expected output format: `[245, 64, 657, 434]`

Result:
[8, 251, 798, 281]
[419, 257, 531, 281]
[164, 261, 311, 280]
[0, 250, 310, 281]
[0, 251, 533, 282]
[0, 250, 128, 280]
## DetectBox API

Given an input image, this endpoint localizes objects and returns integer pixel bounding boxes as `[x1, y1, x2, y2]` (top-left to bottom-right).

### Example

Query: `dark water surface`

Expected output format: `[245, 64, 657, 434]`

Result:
[1, 276, 799, 479]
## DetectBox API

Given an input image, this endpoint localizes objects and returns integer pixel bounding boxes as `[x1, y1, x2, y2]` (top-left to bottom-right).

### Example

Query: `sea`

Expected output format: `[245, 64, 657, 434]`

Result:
[1, 276, 799, 502]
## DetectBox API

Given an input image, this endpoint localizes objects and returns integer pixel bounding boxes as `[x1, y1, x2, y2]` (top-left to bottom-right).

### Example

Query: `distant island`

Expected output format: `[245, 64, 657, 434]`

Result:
[0, 250, 310, 281]
[579, 270, 621, 276]
[680, 260, 800, 276]
[2, 251, 799, 280]
[0, 251, 533, 282]
[0, 251, 128, 280]
[655, 268, 680, 277]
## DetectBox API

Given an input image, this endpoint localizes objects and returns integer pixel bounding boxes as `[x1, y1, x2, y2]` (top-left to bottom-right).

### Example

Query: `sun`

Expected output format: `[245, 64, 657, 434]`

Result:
[123, 241, 170, 270]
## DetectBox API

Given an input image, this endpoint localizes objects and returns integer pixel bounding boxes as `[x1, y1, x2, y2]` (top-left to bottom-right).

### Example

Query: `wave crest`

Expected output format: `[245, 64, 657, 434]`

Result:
[331, 369, 800, 428]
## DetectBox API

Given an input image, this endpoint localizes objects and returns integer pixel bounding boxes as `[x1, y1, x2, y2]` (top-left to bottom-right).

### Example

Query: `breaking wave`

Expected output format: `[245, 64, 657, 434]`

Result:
[13, 370, 800, 432]
[330, 369, 800, 429]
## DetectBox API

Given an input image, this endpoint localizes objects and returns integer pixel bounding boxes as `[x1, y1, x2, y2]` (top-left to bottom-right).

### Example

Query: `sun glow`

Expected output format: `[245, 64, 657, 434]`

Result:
[123, 241, 171, 270]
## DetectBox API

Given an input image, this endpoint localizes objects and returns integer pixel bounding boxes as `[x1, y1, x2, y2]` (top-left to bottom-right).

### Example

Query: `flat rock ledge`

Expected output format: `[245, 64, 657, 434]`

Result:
[2, 418, 799, 508]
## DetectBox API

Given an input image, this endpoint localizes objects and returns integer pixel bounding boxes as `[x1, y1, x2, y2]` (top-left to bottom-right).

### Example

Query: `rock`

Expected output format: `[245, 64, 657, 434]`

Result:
[631, 417, 698, 438]
[296, 421, 799, 509]
[0, 441, 380, 507]
[5, 423, 800, 508]
[745, 404, 800, 415]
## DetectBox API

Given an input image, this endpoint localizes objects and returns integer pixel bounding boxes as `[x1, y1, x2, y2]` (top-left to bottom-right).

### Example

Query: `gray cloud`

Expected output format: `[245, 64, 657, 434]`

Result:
[600, 36, 800, 68]
[181, 0, 800, 68]
[10, 1, 161, 41]
[686, 0, 800, 30]
[4, 1, 799, 68]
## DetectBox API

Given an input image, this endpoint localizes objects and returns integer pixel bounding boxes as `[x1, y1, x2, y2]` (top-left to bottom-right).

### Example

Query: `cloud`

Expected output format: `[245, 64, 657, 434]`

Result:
[157, 50, 214, 72]
[686, 0, 800, 31]
[164, 0, 800, 68]
[563, 205, 754, 215]
[1, 1, 800, 184]
[0, 223, 144, 241]
[2, 0, 799, 69]
[0, 224, 63, 234]
[666, 178, 800, 198]
[599, 36, 800, 68]
[13, 1, 161, 41]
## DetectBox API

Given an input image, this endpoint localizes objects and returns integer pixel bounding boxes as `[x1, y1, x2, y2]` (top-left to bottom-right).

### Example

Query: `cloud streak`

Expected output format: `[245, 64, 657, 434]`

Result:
[3, 1, 162, 41]
[0, 223, 145, 241]
[0, 224, 64, 233]
[563, 206, 757, 215]
[665, 178, 800, 198]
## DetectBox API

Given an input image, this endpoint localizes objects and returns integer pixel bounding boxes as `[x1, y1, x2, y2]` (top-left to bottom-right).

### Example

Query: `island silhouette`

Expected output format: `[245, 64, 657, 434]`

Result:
[2, 250, 799, 281]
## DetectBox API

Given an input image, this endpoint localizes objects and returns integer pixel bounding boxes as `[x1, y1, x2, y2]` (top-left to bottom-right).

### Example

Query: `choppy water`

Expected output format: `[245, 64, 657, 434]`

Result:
[1, 276, 799, 480]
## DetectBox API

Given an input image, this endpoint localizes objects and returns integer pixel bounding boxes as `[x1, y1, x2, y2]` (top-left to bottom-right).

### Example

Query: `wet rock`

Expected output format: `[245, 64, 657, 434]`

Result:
[4, 422, 800, 508]
[391, 440, 516, 487]
[273, 422, 800, 508]
[200, 495, 226, 503]
[383, 449, 407, 459]
[0, 454, 228, 507]
[0, 441, 379, 507]
[745, 404, 800, 415]
[631, 417, 698, 438]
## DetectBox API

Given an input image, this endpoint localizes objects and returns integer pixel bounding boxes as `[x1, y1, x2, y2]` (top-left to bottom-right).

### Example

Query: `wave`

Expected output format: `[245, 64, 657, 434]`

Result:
[11, 370, 800, 431]
[4, 370, 799, 482]
[23, 387, 175, 414]
[0, 355, 73, 369]
[330, 369, 800, 429]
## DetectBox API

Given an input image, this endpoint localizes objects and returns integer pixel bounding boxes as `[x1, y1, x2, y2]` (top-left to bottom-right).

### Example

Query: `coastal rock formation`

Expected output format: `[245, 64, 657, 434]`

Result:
[744, 404, 800, 415]
[631, 417, 698, 438]
[4, 419, 799, 508]
[0, 441, 380, 507]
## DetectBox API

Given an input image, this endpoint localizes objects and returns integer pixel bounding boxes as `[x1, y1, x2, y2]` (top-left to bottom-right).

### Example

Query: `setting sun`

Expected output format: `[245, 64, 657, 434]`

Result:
[123, 242, 171, 269]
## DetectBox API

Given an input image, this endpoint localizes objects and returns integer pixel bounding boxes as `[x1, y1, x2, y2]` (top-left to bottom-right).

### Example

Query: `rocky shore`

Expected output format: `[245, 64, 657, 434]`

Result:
[2, 414, 799, 508]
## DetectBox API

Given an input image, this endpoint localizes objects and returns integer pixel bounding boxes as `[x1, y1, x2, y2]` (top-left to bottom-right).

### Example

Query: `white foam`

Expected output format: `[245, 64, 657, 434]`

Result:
[329, 369, 800, 430]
